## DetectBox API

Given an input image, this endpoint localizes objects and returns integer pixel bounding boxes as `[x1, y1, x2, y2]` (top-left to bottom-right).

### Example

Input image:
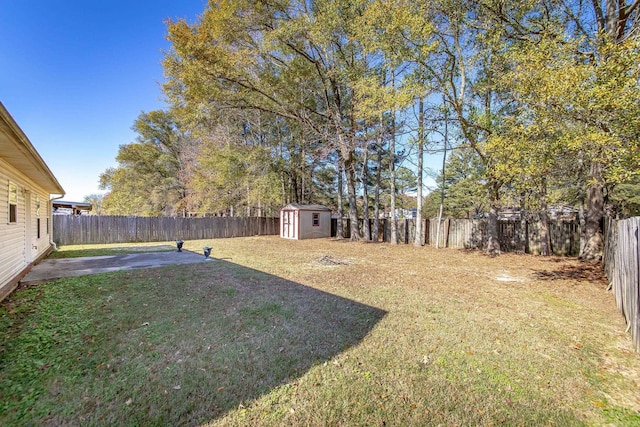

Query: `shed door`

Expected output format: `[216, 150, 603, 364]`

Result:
[291, 211, 297, 239]
[283, 211, 290, 238]
[283, 210, 296, 239]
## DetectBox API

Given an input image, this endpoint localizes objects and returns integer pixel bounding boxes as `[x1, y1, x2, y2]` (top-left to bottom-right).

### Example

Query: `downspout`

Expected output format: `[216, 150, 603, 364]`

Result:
[49, 194, 65, 250]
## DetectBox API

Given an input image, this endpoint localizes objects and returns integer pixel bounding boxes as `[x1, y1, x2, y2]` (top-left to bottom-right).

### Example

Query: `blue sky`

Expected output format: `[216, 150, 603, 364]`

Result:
[0, 0, 206, 201]
[2, 0, 444, 203]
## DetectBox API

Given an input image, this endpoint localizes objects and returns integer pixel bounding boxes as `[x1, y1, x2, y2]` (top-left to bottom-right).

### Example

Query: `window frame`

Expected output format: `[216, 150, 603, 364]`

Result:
[8, 182, 17, 224]
[35, 195, 41, 239]
[312, 212, 320, 227]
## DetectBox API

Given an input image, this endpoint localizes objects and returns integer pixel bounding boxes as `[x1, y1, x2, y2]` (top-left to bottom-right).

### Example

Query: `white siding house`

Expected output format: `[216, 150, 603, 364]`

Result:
[280, 204, 331, 240]
[0, 103, 64, 301]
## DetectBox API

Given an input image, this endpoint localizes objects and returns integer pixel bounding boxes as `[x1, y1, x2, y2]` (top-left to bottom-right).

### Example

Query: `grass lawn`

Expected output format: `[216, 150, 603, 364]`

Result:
[1, 236, 639, 426]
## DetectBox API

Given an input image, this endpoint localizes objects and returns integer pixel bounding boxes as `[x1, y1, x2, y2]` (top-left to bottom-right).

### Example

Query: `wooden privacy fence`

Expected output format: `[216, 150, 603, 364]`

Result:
[332, 218, 417, 244]
[53, 215, 279, 245]
[425, 218, 580, 255]
[603, 216, 640, 354]
[334, 218, 580, 256]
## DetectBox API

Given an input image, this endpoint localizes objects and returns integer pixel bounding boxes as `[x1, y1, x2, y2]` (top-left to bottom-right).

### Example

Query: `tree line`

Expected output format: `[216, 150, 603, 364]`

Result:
[96, 0, 640, 259]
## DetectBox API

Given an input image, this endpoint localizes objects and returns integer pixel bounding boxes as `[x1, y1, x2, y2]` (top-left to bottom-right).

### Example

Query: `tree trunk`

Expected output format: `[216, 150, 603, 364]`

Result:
[575, 149, 587, 254]
[246, 185, 251, 217]
[330, 88, 360, 240]
[373, 142, 382, 242]
[362, 139, 371, 241]
[389, 67, 398, 244]
[292, 171, 299, 203]
[580, 160, 605, 260]
[518, 192, 527, 253]
[435, 204, 444, 249]
[336, 158, 344, 239]
[389, 148, 397, 244]
[539, 178, 551, 256]
[436, 110, 449, 249]
[344, 153, 361, 241]
[485, 184, 501, 255]
[578, 0, 625, 259]
[414, 97, 424, 247]
[301, 138, 307, 203]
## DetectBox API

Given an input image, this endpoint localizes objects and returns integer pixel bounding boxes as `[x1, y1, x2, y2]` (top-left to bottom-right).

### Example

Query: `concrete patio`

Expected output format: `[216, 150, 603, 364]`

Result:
[22, 251, 209, 285]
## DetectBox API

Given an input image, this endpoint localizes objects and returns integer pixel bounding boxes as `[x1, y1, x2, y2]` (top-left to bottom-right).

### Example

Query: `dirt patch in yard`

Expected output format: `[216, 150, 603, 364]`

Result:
[315, 254, 351, 266]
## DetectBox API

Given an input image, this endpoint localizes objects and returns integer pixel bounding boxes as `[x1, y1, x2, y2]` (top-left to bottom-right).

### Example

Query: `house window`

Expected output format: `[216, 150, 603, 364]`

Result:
[36, 195, 41, 238]
[312, 212, 320, 227]
[8, 182, 17, 223]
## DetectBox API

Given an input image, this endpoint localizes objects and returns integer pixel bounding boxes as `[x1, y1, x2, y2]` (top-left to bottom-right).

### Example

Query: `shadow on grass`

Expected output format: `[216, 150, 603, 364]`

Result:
[531, 261, 608, 284]
[0, 257, 386, 425]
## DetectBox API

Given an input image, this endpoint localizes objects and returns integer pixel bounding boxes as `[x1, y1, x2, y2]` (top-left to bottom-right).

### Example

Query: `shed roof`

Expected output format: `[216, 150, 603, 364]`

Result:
[281, 203, 331, 211]
[0, 102, 65, 195]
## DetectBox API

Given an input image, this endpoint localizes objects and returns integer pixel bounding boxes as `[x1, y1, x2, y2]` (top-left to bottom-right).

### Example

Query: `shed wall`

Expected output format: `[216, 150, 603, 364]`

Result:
[280, 207, 331, 240]
[298, 210, 331, 239]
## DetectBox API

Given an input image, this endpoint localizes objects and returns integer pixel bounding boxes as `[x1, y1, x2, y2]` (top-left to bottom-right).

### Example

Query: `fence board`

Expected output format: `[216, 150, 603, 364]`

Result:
[332, 217, 579, 255]
[53, 216, 279, 245]
[603, 216, 640, 354]
[57, 215, 580, 256]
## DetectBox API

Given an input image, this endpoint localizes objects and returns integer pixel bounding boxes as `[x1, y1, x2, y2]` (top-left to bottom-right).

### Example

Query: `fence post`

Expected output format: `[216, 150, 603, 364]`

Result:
[445, 219, 451, 248]
[424, 218, 429, 245]
[636, 222, 640, 353]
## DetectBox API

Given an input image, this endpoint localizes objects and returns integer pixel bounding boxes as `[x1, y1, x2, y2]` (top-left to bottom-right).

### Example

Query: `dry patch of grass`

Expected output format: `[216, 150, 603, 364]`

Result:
[192, 237, 640, 425]
[2, 236, 639, 426]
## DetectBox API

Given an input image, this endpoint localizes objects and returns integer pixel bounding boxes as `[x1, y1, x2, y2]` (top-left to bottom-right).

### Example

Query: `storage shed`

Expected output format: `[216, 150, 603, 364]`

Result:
[280, 204, 331, 240]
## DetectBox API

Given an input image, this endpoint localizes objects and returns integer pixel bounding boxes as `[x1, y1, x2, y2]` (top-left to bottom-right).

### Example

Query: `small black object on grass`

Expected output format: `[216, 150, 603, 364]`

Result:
[176, 240, 184, 252]
[203, 246, 212, 259]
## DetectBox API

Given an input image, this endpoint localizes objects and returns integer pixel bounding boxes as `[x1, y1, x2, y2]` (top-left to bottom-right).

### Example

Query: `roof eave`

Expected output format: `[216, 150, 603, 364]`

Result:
[0, 102, 65, 195]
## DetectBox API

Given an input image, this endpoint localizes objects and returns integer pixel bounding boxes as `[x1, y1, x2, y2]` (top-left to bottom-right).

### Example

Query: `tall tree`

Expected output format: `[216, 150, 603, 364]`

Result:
[359, 0, 510, 253]
[164, 0, 377, 240]
[188, 135, 281, 216]
[355, 0, 436, 243]
[432, 147, 488, 219]
[99, 110, 187, 216]
[82, 193, 104, 215]
[477, 0, 640, 259]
